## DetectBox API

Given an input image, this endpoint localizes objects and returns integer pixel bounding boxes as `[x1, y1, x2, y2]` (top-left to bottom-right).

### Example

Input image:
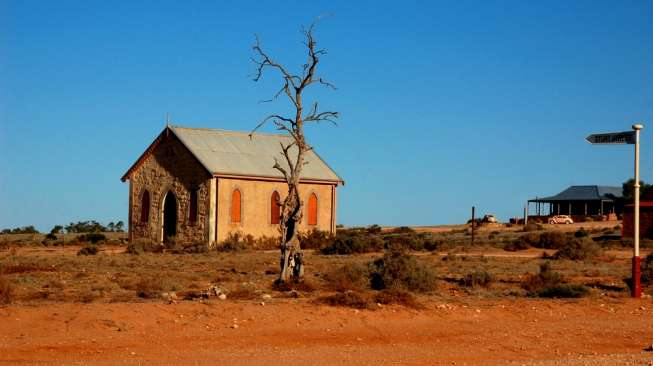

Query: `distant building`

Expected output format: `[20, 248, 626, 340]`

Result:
[121, 125, 344, 246]
[622, 190, 653, 238]
[528, 185, 623, 219]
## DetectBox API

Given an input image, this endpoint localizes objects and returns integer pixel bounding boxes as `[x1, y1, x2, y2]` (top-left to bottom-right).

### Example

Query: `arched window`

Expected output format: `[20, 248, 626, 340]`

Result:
[308, 193, 318, 226]
[189, 189, 198, 225]
[140, 190, 150, 223]
[271, 191, 281, 224]
[231, 189, 241, 223]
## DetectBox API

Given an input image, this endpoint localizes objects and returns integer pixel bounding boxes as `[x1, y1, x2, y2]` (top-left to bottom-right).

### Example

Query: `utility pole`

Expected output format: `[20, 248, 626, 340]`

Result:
[471, 206, 475, 245]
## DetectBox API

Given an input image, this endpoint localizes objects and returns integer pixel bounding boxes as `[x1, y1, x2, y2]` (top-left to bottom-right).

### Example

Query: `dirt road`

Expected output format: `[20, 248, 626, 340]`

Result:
[2, 298, 652, 365]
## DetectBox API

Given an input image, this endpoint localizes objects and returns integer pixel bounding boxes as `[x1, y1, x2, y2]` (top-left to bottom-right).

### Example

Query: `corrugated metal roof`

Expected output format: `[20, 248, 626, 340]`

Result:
[169, 125, 343, 184]
[530, 185, 622, 202]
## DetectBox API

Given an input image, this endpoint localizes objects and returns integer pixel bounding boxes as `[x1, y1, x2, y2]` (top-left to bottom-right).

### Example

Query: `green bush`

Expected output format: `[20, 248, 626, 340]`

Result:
[521, 231, 569, 249]
[461, 269, 494, 288]
[574, 228, 589, 238]
[553, 237, 601, 261]
[522, 262, 563, 293]
[321, 230, 384, 255]
[324, 263, 369, 292]
[536, 284, 589, 298]
[77, 233, 106, 244]
[369, 250, 437, 293]
[77, 245, 99, 256]
[298, 229, 334, 250]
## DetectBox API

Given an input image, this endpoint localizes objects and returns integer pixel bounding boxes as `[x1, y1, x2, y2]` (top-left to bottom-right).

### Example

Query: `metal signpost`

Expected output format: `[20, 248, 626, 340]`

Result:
[586, 124, 644, 298]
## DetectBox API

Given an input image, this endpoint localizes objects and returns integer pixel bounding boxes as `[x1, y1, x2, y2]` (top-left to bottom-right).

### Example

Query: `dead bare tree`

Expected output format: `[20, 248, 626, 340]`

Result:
[250, 22, 338, 283]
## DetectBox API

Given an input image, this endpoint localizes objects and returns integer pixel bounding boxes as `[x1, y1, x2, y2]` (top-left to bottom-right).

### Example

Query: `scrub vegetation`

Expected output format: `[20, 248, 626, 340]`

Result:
[0, 220, 648, 307]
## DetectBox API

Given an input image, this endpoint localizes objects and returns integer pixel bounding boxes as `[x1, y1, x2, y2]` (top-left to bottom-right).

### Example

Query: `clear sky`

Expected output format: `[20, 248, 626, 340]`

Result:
[1, 1, 653, 231]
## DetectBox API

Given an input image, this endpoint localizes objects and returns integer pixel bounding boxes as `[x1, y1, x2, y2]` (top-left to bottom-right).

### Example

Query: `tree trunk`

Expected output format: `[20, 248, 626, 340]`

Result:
[278, 177, 304, 282]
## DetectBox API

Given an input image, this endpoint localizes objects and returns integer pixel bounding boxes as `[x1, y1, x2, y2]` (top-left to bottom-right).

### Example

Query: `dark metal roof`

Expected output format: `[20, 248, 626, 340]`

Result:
[529, 185, 622, 202]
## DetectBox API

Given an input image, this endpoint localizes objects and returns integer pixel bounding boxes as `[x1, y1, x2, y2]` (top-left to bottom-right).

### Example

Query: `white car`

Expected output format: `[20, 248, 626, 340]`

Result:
[548, 215, 573, 224]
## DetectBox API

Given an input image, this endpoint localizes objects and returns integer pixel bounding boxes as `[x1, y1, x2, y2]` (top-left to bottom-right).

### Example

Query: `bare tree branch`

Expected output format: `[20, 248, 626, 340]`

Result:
[250, 20, 338, 283]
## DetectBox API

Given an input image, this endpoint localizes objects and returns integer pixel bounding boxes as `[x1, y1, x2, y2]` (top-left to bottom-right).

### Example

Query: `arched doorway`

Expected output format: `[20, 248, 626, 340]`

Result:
[162, 191, 177, 242]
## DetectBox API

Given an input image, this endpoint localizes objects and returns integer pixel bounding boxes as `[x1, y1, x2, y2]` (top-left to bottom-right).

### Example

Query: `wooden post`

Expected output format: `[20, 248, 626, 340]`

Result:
[471, 206, 475, 245]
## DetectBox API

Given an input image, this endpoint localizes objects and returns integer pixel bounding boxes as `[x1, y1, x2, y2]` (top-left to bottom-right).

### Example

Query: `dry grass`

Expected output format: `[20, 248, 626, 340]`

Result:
[0, 222, 645, 306]
[0, 276, 14, 304]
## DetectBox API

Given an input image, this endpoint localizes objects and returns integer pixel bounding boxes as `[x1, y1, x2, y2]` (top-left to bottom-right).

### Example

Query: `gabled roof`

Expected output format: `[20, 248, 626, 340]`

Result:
[121, 125, 344, 184]
[529, 185, 622, 202]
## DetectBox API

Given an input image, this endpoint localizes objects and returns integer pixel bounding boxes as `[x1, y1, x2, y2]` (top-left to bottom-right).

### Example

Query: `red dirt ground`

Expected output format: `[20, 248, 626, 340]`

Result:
[2, 298, 653, 365]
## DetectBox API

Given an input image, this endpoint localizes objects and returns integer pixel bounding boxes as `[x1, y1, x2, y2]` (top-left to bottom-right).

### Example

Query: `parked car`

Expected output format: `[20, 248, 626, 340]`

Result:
[482, 214, 498, 223]
[548, 215, 573, 224]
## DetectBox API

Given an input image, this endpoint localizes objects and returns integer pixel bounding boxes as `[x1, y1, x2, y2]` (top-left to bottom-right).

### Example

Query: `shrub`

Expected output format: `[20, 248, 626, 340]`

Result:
[503, 239, 530, 252]
[45, 233, 58, 241]
[367, 224, 382, 234]
[77, 245, 99, 256]
[574, 228, 589, 238]
[392, 226, 415, 234]
[369, 250, 437, 293]
[384, 232, 432, 251]
[217, 232, 249, 252]
[135, 277, 166, 299]
[536, 284, 589, 298]
[0, 277, 13, 305]
[373, 288, 418, 308]
[77, 233, 106, 244]
[522, 262, 562, 293]
[126, 238, 162, 255]
[518, 231, 569, 249]
[321, 232, 383, 255]
[252, 235, 279, 250]
[324, 263, 369, 292]
[298, 229, 334, 250]
[523, 223, 542, 232]
[461, 269, 494, 288]
[553, 237, 601, 261]
[271, 279, 315, 293]
[319, 291, 371, 309]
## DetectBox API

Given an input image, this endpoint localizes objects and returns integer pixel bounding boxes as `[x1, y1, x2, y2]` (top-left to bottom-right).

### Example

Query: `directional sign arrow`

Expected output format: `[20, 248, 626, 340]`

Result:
[585, 131, 636, 144]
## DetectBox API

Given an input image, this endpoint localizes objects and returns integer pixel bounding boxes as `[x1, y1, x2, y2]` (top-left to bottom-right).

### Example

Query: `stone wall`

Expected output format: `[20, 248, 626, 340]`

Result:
[215, 178, 336, 243]
[129, 133, 212, 243]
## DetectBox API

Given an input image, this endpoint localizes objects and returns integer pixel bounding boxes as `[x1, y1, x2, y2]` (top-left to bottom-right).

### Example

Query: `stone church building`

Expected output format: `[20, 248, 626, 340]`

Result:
[121, 125, 343, 246]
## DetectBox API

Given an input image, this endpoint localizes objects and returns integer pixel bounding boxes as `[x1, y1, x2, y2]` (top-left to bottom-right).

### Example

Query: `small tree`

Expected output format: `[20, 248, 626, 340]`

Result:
[622, 178, 653, 201]
[51, 225, 64, 234]
[115, 221, 125, 232]
[251, 21, 338, 282]
[107, 222, 115, 232]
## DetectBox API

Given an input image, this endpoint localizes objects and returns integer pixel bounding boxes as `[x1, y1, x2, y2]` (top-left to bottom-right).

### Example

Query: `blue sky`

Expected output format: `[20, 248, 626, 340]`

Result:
[1, 0, 652, 231]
